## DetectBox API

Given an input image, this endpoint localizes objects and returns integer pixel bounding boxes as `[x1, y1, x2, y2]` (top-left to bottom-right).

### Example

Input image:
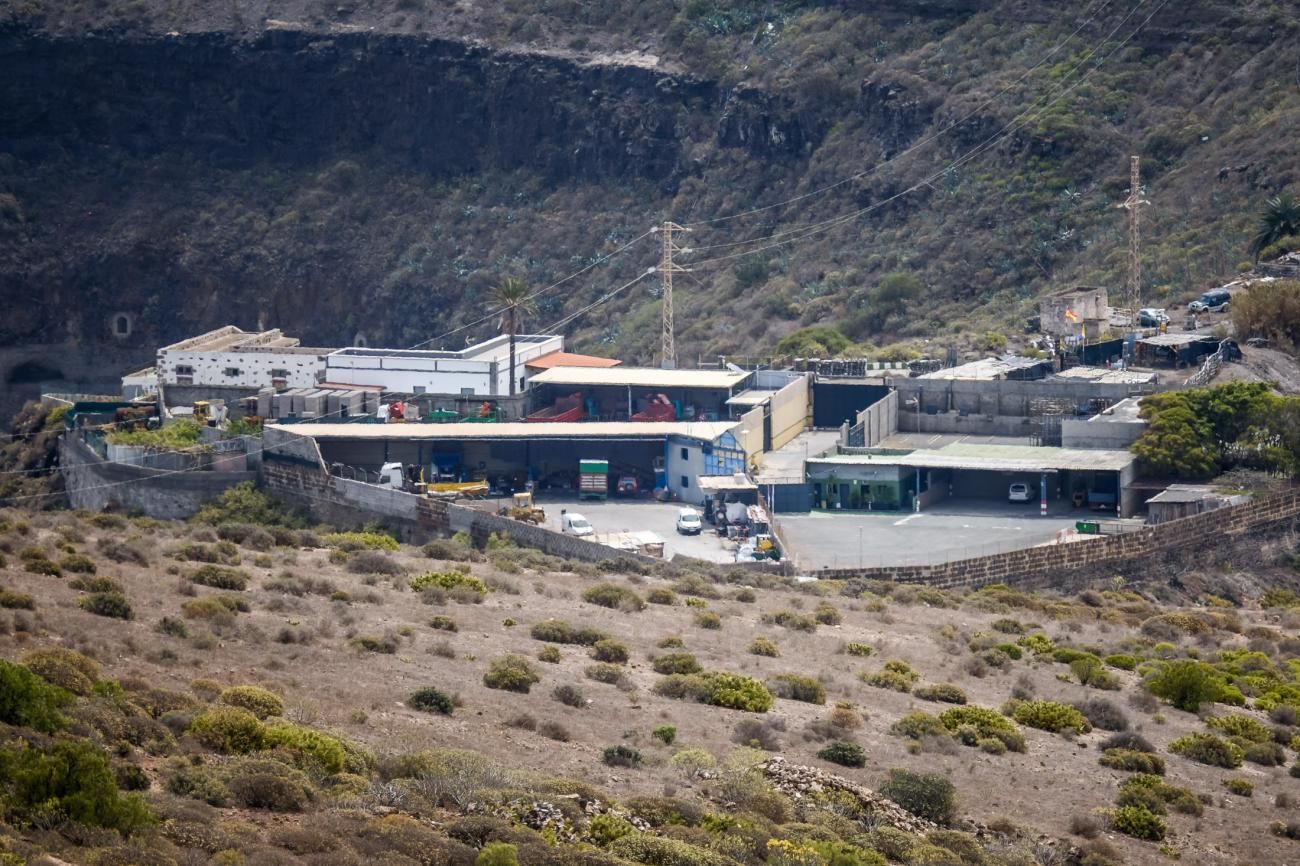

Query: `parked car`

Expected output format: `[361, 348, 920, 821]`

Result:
[1136, 308, 1170, 327]
[675, 508, 703, 535]
[560, 512, 593, 537]
[1008, 482, 1032, 503]
[1188, 289, 1231, 313]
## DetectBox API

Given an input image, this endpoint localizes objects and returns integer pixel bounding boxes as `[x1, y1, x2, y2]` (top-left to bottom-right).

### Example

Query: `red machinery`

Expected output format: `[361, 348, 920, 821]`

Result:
[632, 393, 676, 422]
[527, 392, 585, 423]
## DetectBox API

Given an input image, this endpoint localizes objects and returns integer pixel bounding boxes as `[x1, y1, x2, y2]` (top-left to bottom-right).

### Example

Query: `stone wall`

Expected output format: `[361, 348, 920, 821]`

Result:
[60, 431, 257, 519]
[261, 457, 659, 566]
[816, 490, 1300, 588]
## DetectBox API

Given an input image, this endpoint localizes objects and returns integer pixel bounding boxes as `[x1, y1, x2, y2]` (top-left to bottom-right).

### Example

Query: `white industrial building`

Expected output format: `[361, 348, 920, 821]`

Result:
[155, 326, 332, 390]
[324, 335, 563, 396]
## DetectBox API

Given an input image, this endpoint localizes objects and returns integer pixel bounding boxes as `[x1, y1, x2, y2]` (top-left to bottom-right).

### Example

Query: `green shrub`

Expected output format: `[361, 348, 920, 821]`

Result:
[323, 531, 399, 551]
[880, 769, 956, 825]
[591, 639, 630, 663]
[994, 643, 1023, 660]
[1016, 633, 1055, 655]
[862, 660, 918, 692]
[58, 553, 97, 574]
[428, 615, 458, 632]
[537, 645, 561, 663]
[408, 687, 456, 715]
[1105, 653, 1138, 671]
[582, 583, 646, 611]
[20, 647, 98, 695]
[693, 610, 722, 630]
[483, 655, 541, 693]
[653, 672, 773, 712]
[188, 707, 267, 753]
[1168, 733, 1243, 768]
[1109, 805, 1166, 841]
[477, 842, 520, 866]
[817, 741, 866, 768]
[1204, 713, 1273, 743]
[813, 602, 842, 625]
[585, 663, 626, 685]
[660, 635, 686, 649]
[589, 813, 636, 846]
[260, 722, 349, 773]
[224, 760, 311, 812]
[1100, 749, 1166, 775]
[991, 618, 1025, 634]
[410, 571, 488, 595]
[768, 674, 826, 705]
[530, 619, 609, 645]
[0, 660, 72, 732]
[1224, 777, 1253, 797]
[647, 589, 677, 605]
[749, 638, 780, 657]
[1011, 700, 1092, 733]
[1071, 657, 1121, 690]
[1244, 741, 1288, 766]
[78, 591, 133, 620]
[22, 554, 61, 576]
[181, 594, 247, 622]
[844, 642, 873, 657]
[939, 706, 1026, 753]
[220, 685, 284, 719]
[653, 653, 702, 675]
[1146, 660, 1233, 712]
[69, 575, 124, 594]
[914, 683, 967, 704]
[348, 634, 399, 654]
[652, 725, 677, 745]
[602, 745, 642, 768]
[1115, 774, 1201, 817]
[190, 565, 249, 591]
[0, 589, 35, 609]
[610, 833, 737, 866]
[193, 481, 305, 528]
[0, 740, 153, 835]
[891, 711, 949, 741]
[763, 610, 817, 632]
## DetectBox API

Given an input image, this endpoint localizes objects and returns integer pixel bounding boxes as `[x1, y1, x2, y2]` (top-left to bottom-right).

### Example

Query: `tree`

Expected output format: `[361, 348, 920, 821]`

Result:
[774, 326, 852, 359]
[1131, 383, 1287, 479]
[1249, 191, 1300, 261]
[492, 277, 537, 396]
[1131, 400, 1218, 479]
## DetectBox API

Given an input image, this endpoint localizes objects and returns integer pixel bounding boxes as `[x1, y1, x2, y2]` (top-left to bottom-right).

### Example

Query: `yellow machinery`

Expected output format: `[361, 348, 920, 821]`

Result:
[500, 490, 545, 524]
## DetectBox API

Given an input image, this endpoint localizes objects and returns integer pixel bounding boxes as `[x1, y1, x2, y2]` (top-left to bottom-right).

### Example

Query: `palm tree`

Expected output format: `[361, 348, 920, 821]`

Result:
[492, 276, 537, 396]
[1249, 191, 1300, 262]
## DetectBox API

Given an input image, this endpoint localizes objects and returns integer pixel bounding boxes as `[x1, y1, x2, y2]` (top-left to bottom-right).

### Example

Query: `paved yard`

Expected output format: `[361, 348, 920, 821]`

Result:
[527, 494, 737, 563]
[776, 500, 1123, 570]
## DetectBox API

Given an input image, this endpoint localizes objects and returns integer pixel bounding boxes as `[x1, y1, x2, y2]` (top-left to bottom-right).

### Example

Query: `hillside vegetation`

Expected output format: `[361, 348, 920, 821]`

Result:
[0, 1, 1298, 371]
[3, 487, 1300, 863]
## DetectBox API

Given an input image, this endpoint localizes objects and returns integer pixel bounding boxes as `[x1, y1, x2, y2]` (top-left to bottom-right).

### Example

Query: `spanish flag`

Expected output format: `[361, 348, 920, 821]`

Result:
[1064, 309, 1080, 323]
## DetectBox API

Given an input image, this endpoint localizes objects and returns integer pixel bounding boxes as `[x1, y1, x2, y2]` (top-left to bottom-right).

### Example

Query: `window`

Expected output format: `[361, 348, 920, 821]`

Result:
[680, 447, 689, 460]
[223, 367, 242, 377]
[460, 388, 475, 397]
[519, 376, 526, 392]
[112, 314, 130, 337]
[270, 369, 289, 379]
[681, 476, 689, 489]
[413, 386, 426, 395]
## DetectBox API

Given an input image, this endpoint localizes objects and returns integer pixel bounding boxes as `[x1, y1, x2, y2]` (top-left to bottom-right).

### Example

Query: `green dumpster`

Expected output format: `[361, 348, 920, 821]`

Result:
[1075, 521, 1100, 535]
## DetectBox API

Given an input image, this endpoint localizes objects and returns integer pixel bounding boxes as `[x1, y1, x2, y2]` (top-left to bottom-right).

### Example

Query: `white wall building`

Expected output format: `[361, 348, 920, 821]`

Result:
[324, 335, 563, 396]
[156, 326, 333, 391]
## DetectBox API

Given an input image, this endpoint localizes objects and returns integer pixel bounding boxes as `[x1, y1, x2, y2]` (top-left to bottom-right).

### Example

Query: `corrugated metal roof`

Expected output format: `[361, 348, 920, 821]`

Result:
[809, 442, 1134, 472]
[726, 390, 778, 407]
[524, 351, 623, 370]
[1137, 333, 1219, 347]
[1146, 484, 1218, 504]
[266, 420, 739, 441]
[918, 356, 1050, 381]
[1051, 367, 1158, 385]
[529, 366, 750, 389]
[698, 474, 758, 492]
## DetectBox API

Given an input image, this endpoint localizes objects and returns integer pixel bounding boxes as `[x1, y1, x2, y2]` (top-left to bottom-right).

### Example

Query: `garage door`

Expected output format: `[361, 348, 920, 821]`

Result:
[813, 382, 890, 428]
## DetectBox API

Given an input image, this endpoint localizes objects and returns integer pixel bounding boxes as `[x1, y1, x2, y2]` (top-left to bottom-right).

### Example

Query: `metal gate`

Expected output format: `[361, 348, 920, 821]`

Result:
[812, 382, 890, 429]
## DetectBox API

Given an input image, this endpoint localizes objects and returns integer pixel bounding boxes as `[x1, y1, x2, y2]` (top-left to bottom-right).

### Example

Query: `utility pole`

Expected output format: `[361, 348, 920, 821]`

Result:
[653, 221, 690, 369]
[1119, 155, 1149, 319]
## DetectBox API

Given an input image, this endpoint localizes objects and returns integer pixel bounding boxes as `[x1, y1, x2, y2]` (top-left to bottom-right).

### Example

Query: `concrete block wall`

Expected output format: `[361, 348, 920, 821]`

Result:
[817, 490, 1300, 590]
[61, 433, 257, 520]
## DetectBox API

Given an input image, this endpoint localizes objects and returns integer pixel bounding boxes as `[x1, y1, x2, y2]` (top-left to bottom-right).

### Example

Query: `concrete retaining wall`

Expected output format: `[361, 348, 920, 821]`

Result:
[60, 432, 257, 519]
[892, 377, 1162, 428]
[816, 490, 1300, 589]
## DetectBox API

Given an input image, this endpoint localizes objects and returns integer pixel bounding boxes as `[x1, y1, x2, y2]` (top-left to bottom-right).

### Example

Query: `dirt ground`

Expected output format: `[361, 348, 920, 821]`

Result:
[1214, 346, 1300, 394]
[2, 512, 1298, 865]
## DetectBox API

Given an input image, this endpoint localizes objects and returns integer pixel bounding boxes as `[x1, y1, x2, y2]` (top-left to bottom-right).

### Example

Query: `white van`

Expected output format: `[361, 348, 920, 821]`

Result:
[560, 512, 594, 537]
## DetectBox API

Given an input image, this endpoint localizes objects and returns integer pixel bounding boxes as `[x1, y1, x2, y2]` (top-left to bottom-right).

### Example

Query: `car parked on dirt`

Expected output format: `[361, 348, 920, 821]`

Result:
[1136, 308, 1170, 327]
[1189, 288, 1231, 313]
[675, 508, 703, 535]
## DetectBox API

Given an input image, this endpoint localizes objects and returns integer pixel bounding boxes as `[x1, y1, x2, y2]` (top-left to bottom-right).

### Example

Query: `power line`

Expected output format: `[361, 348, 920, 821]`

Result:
[681, 0, 1118, 230]
[406, 229, 654, 350]
[539, 270, 656, 333]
